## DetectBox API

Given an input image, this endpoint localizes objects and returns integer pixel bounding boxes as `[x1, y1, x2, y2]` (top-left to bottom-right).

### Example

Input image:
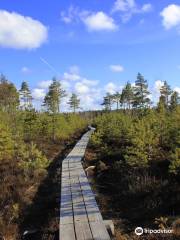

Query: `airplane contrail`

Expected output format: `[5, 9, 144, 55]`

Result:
[40, 57, 60, 75]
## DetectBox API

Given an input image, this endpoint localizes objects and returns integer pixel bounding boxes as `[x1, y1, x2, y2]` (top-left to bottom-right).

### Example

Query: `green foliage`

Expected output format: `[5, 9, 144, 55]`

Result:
[43, 77, 66, 113]
[19, 81, 33, 110]
[19, 142, 50, 170]
[0, 122, 14, 160]
[0, 74, 19, 112]
[101, 92, 113, 111]
[68, 93, 80, 112]
[121, 82, 134, 109]
[169, 148, 180, 174]
[133, 73, 151, 108]
[160, 80, 172, 106]
[91, 106, 180, 171]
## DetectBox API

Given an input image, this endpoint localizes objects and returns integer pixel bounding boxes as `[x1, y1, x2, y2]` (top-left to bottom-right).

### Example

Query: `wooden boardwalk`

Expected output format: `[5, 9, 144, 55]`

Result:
[60, 129, 111, 240]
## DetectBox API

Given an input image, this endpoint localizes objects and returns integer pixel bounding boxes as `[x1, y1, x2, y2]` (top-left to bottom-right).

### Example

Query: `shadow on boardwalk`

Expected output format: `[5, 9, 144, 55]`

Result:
[19, 134, 83, 240]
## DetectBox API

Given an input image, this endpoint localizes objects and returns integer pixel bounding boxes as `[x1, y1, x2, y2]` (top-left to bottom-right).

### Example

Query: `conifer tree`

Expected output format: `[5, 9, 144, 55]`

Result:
[68, 93, 80, 113]
[170, 91, 179, 111]
[101, 93, 113, 111]
[133, 73, 151, 108]
[43, 78, 66, 141]
[121, 82, 134, 109]
[160, 81, 172, 107]
[0, 74, 19, 112]
[157, 95, 166, 113]
[112, 92, 121, 110]
[19, 81, 33, 110]
[43, 77, 66, 113]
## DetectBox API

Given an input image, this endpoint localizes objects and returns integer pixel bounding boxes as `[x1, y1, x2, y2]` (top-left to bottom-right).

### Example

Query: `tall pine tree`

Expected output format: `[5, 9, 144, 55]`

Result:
[121, 82, 134, 109]
[160, 81, 172, 107]
[133, 73, 151, 109]
[19, 81, 33, 110]
[43, 77, 66, 113]
[101, 93, 113, 111]
[68, 93, 80, 113]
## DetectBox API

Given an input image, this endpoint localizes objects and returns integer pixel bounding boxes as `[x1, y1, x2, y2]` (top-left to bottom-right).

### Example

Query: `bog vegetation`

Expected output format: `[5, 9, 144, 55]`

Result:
[90, 73, 180, 239]
[0, 71, 179, 239]
[0, 74, 87, 239]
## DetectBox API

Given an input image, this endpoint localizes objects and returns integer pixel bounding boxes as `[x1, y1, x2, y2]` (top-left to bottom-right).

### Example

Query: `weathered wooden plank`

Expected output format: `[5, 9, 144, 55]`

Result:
[90, 221, 111, 240]
[75, 222, 93, 240]
[79, 174, 103, 222]
[60, 224, 76, 240]
[60, 129, 111, 240]
[70, 177, 89, 223]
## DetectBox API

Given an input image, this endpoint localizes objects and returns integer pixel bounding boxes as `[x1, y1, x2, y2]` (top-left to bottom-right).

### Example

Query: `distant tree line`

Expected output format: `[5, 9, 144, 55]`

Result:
[102, 73, 179, 111]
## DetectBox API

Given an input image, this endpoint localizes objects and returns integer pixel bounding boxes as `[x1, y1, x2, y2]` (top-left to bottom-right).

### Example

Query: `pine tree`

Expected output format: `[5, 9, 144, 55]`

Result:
[101, 93, 113, 111]
[0, 74, 19, 112]
[43, 77, 66, 113]
[112, 92, 121, 110]
[19, 81, 33, 110]
[68, 93, 80, 113]
[170, 91, 179, 111]
[157, 95, 166, 113]
[133, 73, 151, 109]
[160, 81, 172, 107]
[43, 78, 66, 141]
[121, 82, 134, 109]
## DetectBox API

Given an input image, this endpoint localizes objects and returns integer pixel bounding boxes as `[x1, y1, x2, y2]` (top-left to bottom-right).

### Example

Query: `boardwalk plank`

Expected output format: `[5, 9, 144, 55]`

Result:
[60, 129, 111, 240]
[60, 224, 76, 240]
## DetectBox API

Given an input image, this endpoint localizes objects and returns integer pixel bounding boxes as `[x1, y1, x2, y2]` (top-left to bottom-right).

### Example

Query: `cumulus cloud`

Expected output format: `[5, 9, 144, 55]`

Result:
[174, 87, 180, 94]
[112, 0, 153, 22]
[32, 88, 46, 100]
[104, 82, 123, 94]
[110, 64, 124, 72]
[75, 82, 90, 94]
[61, 6, 118, 31]
[38, 80, 52, 89]
[63, 72, 81, 81]
[81, 78, 98, 86]
[160, 4, 180, 30]
[154, 80, 164, 93]
[82, 11, 118, 31]
[0, 10, 48, 49]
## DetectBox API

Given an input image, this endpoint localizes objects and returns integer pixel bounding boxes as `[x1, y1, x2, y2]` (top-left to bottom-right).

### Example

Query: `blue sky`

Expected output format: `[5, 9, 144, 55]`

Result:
[0, 0, 180, 110]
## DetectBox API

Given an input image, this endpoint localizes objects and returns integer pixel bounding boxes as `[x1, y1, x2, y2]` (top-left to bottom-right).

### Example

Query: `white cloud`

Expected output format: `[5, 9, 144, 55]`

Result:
[61, 6, 118, 32]
[110, 64, 124, 72]
[38, 80, 52, 89]
[21, 67, 31, 74]
[81, 78, 99, 86]
[82, 11, 118, 31]
[0, 10, 48, 49]
[32, 88, 46, 100]
[112, 0, 136, 12]
[160, 4, 180, 30]
[63, 72, 81, 81]
[112, 0, 153, 22]
[104, 82, 123, 94]
[75, 82, 90, 94]
[141, 3, 153, 13]
[174, 87, 180, 94]
[154, 80, 164, 93]
[60, 5, 79, 24]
